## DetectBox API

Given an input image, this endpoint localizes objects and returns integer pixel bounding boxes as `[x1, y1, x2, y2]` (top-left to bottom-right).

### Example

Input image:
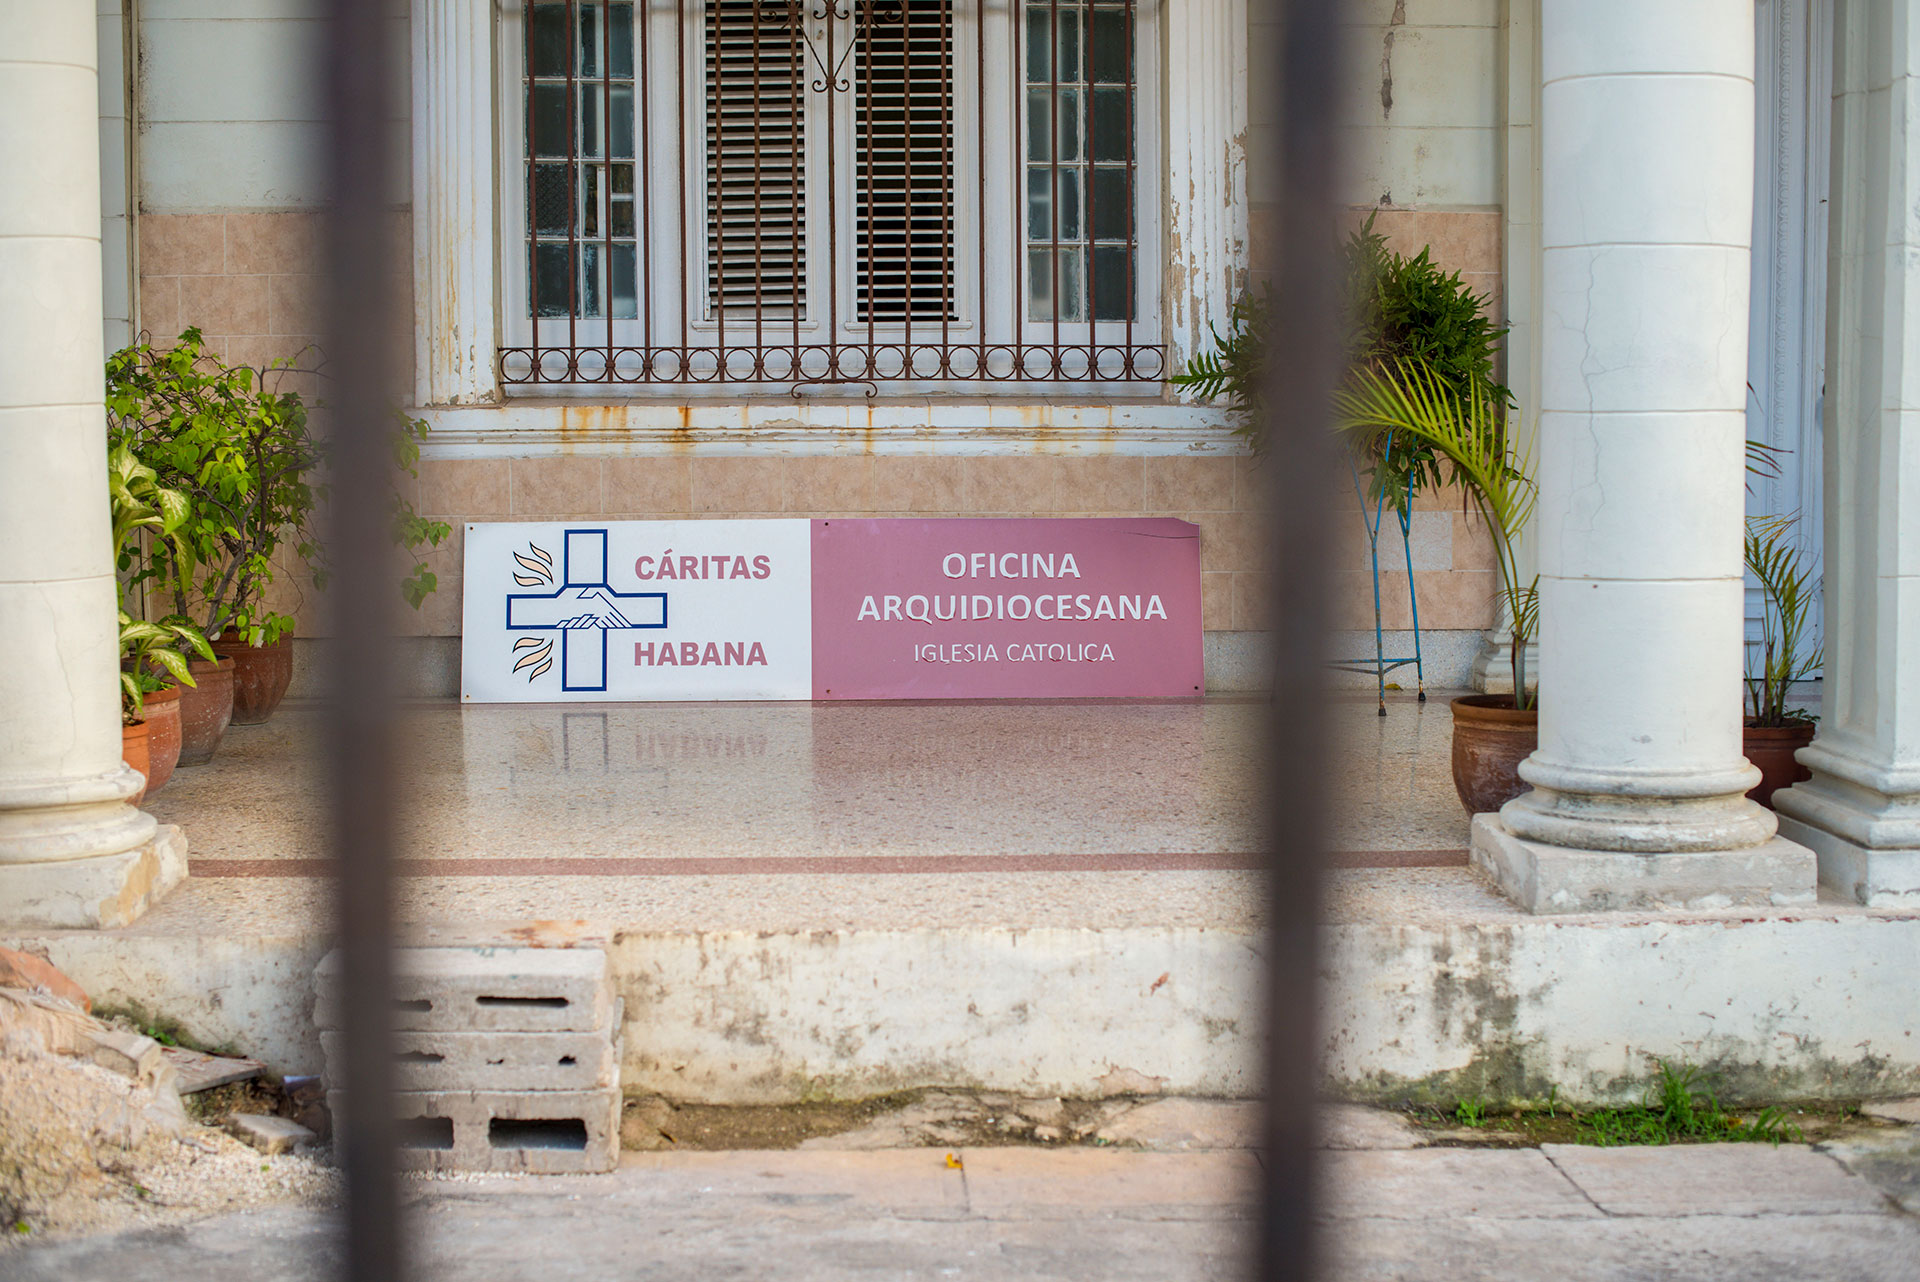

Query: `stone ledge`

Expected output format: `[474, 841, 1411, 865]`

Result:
[0, 824, 187, 930]
[1777, 813, 1920, 909]
[1469, 814, 1816, 914]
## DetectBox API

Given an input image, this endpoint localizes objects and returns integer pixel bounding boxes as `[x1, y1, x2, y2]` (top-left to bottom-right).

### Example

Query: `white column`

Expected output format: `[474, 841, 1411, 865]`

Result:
[412, 0, 499, 406]
[1164, 0, 1249, 387]
[0, 1, 183, 929]
[1471, 0, 1815, 911]
[1774, 0, 1920, 905]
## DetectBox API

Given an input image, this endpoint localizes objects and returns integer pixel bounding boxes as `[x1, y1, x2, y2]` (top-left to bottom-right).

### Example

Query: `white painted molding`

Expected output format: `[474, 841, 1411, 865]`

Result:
[413, 399, 1243, 458]
[412, 0, 499, 406]
[1162, 0, 1249, 391]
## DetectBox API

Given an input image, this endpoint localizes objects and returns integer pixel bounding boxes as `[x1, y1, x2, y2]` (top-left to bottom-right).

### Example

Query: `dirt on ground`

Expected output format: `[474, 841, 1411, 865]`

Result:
[1408, 1102, 1893, 1148]
[0, 994, 336, 1250]
[620, 1090, 1148, 1151]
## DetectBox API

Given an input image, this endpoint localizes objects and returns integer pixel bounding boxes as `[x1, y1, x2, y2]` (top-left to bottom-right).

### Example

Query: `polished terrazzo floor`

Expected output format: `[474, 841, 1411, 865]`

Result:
[131, 692, 1471, 933]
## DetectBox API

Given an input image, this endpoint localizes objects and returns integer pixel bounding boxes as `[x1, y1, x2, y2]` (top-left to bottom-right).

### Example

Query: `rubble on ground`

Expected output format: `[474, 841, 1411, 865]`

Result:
[0, 965, 336, 1248]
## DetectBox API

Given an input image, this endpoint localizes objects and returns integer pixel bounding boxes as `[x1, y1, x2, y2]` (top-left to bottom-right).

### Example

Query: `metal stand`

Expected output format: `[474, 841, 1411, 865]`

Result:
[1330, 430, 1425, 715]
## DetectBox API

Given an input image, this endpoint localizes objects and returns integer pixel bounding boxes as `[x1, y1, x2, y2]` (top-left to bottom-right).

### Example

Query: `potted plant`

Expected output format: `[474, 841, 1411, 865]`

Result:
[1333, 359, 1540, 813]
[1742, 514, 1821, 807]
[107, 329, 326, 725]
[109, 444, 214, 799]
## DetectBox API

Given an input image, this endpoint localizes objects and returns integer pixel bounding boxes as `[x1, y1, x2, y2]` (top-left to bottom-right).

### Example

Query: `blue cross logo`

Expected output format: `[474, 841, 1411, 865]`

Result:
[505, 528, 667, 692]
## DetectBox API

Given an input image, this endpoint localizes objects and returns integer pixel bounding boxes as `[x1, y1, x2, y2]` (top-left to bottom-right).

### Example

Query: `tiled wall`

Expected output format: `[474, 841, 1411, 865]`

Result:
[135, 212, 325, 385]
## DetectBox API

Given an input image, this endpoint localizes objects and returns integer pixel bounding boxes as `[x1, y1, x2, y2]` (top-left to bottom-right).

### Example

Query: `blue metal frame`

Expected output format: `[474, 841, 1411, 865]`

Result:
[1329, 429, 1426, 715]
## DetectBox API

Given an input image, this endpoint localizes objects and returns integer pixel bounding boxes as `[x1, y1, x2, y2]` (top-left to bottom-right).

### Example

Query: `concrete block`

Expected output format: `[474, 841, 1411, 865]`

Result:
[1539, 1143, 1886, 1217]
[314, 947, 610, 1032]
[228, 1112, 317, 1155]
[81, 1027, 164, 1082]
[1094, 1099, 1260, 1151]
[1470, 814, 1817, 914]
[1860, 1098, 1920, 1125]
[330, 1088, 621, 1174]
[320, 1026, 616, 1092]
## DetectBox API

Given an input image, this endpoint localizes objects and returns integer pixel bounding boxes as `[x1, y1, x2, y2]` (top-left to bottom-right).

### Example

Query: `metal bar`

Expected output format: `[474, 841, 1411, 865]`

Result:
[901, 0, 913, 375]
[939, 0, 951, 367]
[526, 1, 541, 376]
[862, 0, 874, 365]
[1085, 0, 1095, 364]
[1048, 0, 1060, 368]
[1122, 0, 1133, 371]
[825, 4, 839, 381]
[604, 0, 615, 379]
[1010, 0, 1023, 377]
[790, 0, 801, 368]
[974, 0, 985, 376]
[1399, 470, 1426, 699]
[713, 0, 725, 380]
[751, 0, 765, 373]
[676, 0, 687, 376]
[321, 0, 401, 1277]
[640, 0, 653, 367]
[1259, 0, 1343, 1275]
[566, 0, 579, 360]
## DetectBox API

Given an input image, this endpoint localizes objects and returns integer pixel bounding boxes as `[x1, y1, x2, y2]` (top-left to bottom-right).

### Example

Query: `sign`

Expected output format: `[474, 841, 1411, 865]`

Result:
[462, 517, 1201, 702]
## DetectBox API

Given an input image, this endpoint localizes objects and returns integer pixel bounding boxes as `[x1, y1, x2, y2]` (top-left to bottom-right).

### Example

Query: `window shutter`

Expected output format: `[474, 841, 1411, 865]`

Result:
[856, 0, 956, 323]
[705, 0, 807, 319]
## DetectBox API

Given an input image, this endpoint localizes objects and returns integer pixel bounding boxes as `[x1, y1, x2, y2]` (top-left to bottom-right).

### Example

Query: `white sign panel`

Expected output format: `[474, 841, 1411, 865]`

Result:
[461, 520, 812, 702]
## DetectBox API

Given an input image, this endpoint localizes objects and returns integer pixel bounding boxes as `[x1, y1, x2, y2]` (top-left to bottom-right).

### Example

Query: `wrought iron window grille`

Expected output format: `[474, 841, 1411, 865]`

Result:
[500, 0, 1163, 394]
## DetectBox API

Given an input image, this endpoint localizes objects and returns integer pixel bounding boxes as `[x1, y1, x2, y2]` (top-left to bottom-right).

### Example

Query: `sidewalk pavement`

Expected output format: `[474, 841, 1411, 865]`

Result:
[6, 1132, 1919, 1282]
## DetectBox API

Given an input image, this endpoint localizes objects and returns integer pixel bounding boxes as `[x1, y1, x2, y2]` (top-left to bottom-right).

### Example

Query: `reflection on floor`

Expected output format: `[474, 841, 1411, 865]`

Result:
[133, 692, 1471, 933]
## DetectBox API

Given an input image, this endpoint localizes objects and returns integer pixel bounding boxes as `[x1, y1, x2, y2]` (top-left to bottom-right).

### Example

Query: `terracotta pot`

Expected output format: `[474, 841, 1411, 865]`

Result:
[1450, 694, 1539, 814]
[177, 654, 236, 765]
[140, 683, 182, 796]
[1744, 718, 1816, 810]
[211, 631, 294, 725]
[122, 715, 153, 805]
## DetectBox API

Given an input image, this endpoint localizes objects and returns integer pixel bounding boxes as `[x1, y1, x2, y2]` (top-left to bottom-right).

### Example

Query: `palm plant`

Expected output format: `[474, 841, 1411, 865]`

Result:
[1743, 514, 1821, 727]
[1332, 358, 1539, 708]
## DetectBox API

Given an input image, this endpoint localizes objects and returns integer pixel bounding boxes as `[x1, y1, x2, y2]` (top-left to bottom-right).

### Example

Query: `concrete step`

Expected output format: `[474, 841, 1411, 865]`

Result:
[313, 946, 612, 1033]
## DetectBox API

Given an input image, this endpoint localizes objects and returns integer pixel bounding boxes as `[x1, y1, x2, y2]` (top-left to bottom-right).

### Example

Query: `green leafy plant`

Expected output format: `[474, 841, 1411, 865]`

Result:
[1744, 514, 1822, 728]
[1578, 1061, 1803, 1147]
[1453, 1097, 1488, 1128]
[107, 329, 327, 648]
[108, 444, 213, 722]
[391, 411, 452, 610]
[1172, 214, 1509, 503]
[1333, 359, 1539, 708]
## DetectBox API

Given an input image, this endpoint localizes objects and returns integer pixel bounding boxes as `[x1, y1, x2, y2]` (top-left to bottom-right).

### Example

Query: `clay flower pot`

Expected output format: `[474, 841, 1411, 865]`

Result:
[122, 716, 153, 804]
[1744, 718, 1816, 809]
[211, 630, 294, 725]
[177, 654, 236, 765]
[140, 683, 183, 797]
[1450, 694, 1538, 814]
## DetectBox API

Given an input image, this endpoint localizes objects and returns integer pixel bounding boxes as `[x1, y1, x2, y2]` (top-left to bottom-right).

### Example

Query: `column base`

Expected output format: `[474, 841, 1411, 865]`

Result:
[1470, 636, 1539, 696]
[1469, 813, 1816, 914]
[0, 824, 188, 929]
[1772, 754, 1920, 907]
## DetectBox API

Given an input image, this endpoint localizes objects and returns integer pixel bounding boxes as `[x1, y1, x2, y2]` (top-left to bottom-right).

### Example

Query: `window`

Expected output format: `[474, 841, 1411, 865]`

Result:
[498, 0, 1161, 391]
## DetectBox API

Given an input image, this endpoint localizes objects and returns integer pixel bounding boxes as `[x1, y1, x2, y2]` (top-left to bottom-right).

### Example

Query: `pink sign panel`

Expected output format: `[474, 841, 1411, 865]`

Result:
[810, 517, 1203, 699]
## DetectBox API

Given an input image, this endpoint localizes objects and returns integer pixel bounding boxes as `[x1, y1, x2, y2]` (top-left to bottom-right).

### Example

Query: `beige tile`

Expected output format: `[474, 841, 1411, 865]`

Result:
[605, 457, 692, 516]
[1202, 572, 1234, 631]
[269, 274, 322, 336]
[1415, 569, 1498, 631]
[220, 335, 313, 377]
[226, 212, 323, 275]
[1232, 456, 1274, 513]
[139, 213, 224, 276]
[137, 276, 183, 344]
[1055, 456, 1144, 513]
[963, 456, 1062, 514]
[179, 274, 270, 337]
[512, 457, 604, 516]
[784, 456, 874, 514]
[1452, 511, 1499, 573]
[419, 459, 510, 517]
[1198, 511, 1270, 574]
[1231, 572, 1273, 631]
[871, 456, 967, 512]
[690, 457, 788, 514]
[1143, 457, 1236, 513]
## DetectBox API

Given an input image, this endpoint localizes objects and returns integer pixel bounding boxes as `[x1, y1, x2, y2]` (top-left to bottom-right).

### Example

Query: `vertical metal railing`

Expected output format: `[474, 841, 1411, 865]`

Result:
[501, 0, 1161, 388]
